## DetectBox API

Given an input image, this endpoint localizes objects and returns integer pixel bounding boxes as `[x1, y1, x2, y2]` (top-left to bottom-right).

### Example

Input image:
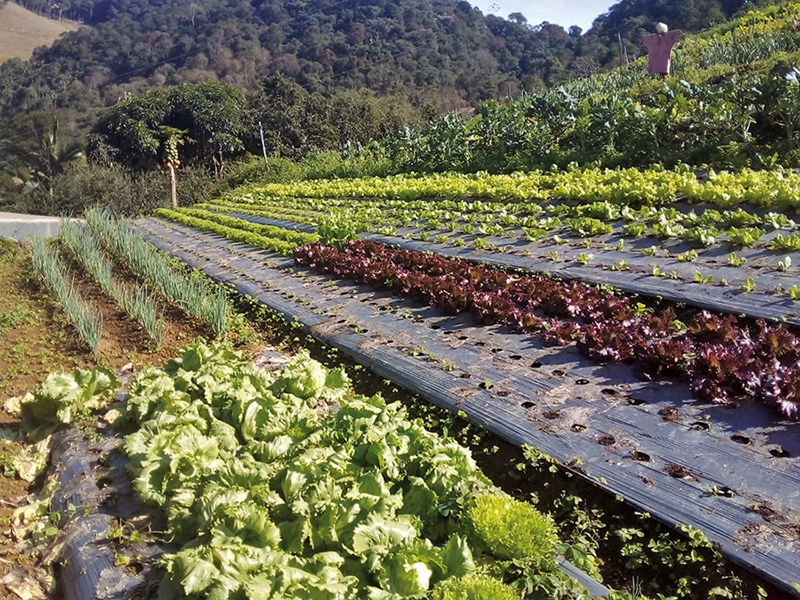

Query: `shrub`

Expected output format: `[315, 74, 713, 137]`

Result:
[464, 492, 558, 562]
[13, 164, 228, 217]
[430, 573, 521, 600]
[226, 156, 304, 187]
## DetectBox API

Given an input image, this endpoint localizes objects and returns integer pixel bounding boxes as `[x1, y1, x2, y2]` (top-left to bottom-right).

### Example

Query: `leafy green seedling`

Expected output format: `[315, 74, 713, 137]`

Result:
[694, 271, 714, 284]
[727, 252, 747, 267]
[740, 277, 756, 292]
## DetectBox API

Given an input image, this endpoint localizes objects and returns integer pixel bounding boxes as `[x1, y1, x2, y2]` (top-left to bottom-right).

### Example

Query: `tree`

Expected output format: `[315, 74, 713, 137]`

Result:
[1, 117, 84, 197]
[158, 126, 187, 209]
[87, 81, 247, 172]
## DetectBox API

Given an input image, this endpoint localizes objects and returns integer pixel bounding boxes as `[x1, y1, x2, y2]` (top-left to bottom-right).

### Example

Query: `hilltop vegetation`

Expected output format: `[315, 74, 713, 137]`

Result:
[0, 0, 767, 130]
[381, 1, 800, 173]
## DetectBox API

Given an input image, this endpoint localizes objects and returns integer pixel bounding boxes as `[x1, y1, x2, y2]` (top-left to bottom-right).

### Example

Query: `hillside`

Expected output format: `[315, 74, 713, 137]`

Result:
[0, 0, 763, 129]
[365, 0, 800, 173]
[0, 2, 79, 62]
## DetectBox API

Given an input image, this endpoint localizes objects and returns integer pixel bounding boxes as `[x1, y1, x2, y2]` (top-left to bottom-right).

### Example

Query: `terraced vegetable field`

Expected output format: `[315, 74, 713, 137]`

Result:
[136, 182, 800, 597]
[198, 170, 800, 323]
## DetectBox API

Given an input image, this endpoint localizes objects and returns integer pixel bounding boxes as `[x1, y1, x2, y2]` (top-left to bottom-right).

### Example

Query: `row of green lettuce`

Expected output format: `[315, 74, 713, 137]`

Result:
[154, 208, 318, 257]
[19, 342, 601, 599]
[226, 167, 800, 210]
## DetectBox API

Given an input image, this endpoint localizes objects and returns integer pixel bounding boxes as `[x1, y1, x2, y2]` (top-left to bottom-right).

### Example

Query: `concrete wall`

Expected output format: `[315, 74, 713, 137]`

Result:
[0, 212, 72, 242]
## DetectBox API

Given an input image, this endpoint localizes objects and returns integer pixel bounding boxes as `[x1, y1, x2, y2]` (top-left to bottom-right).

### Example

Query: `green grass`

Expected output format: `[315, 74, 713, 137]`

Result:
[0, 2, 79, 63]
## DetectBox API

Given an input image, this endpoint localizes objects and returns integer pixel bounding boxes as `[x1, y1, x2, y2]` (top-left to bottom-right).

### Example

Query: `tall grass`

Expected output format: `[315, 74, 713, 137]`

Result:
[60, 219, 166, 347]
[85, 207, 229, 336]
[28, 236, 102, 355]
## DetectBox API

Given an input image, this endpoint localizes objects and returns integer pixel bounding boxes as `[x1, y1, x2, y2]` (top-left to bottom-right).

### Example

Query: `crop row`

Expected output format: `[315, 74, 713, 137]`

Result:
[294, 240, 800, 421]
[86, 208, 229, 335]
[28, 236, 102, 355]
[60, 220, 166, 346]
[209, 194, 800, 252]
[214, 195, 795, 227]
[194, 202, 320, 226]
[192, 203, 800, 302]
[124, 341, 573, 598]
[172, 208, 319, 245]
[154, 209, 301, 256]
[230, 167, 800, 209]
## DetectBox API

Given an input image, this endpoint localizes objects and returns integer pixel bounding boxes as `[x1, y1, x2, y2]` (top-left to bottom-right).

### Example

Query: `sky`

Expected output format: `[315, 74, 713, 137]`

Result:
[470, 0, 615, 32]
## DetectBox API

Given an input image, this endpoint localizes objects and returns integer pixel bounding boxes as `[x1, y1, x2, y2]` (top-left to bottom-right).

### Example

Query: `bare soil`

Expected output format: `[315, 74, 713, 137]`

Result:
[0, 241, 215, 599]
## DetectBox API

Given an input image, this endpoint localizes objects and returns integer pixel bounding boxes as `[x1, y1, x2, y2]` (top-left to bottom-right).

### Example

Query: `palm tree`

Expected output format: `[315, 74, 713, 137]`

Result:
[1, 118, 84, 197]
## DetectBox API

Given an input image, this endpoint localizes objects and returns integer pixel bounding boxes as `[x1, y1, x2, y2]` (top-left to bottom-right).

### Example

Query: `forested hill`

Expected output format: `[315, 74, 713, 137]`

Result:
[0, 0, 768, 133]
[0, 0, 579, 120]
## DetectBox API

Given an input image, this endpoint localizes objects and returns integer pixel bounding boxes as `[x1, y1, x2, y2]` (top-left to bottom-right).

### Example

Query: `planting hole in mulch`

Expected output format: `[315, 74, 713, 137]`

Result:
[598, 435, 616, 446]
[664, 464, 698, 480]
[630, 451, 651, 462]
[658, 407, 682, 422]
[753, 505, 787, 524]
[692, 421, 711, 431]
[571, 423, 587, 433]
[521, 401, 536, 409]
[731, 435, 751, 445]
[769, 448, 791, 458]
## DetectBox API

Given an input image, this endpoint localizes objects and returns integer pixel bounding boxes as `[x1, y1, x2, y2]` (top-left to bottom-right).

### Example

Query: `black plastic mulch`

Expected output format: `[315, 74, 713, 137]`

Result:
[223, 213, 800, 327]
[133, 217, 800, 597]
